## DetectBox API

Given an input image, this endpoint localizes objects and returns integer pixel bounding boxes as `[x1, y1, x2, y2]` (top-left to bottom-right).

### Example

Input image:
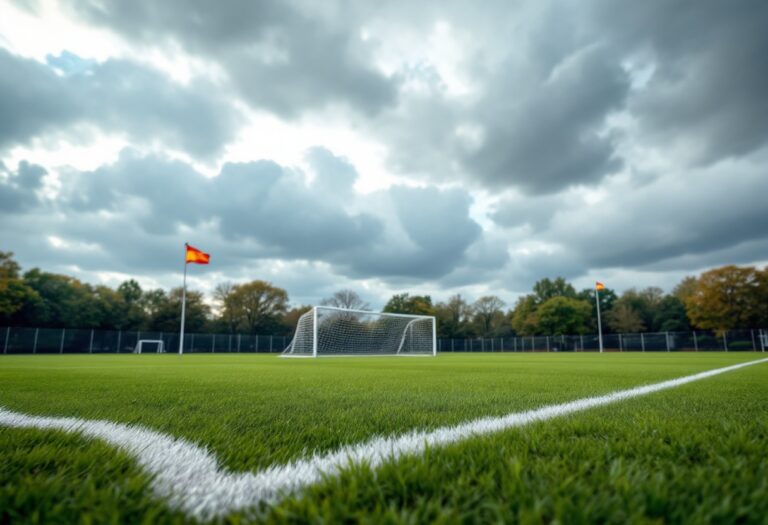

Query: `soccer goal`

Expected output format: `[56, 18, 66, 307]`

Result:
[283, 306, 436, 357]
[133, 340, 165, 354]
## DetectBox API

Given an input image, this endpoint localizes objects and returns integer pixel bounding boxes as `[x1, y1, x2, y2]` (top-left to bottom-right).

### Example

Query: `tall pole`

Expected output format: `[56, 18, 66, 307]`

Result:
[179, 244, 188, 355]
[596, 288, 604, 353]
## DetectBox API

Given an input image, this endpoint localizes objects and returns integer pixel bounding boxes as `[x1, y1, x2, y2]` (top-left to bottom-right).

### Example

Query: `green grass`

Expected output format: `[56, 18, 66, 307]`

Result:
[1, 353, 767, 523]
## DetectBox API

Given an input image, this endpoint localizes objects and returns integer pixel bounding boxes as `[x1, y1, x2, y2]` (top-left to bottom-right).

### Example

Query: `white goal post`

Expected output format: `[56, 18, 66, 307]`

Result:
[134, 339, 166, 354]
[283, 306, 437, 357]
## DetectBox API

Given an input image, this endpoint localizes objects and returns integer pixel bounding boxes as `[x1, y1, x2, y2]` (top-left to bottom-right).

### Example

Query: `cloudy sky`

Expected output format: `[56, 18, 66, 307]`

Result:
[1, 0, 767, 309]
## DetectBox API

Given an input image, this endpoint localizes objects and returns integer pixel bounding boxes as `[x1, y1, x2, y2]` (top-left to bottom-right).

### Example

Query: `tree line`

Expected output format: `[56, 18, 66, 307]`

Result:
[382, 267, 768, 337]
[1, 251, 766, 336]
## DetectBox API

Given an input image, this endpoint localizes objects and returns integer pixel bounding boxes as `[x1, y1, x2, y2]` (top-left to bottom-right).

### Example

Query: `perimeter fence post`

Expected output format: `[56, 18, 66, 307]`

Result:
[723, 331, 728, 352]
[237, 334, 241, 352]
[693, 331, 698, 352]
[451, 339, 454, 352]
[546, 336, 550, 352]
[228, 335, 232, 352]
[89, 329, 94, 353]
[60, 329, 65, 354]
[641, 332, 645, 352]
[750, 330, 757, 351]
[191, 334, 195, 353]
[579, 335, 583, 352]
[33, 328, 39, 354]
[117, 330, 122, 353]
[212, 334, 215, 353]
[270, 335, 273, 353]
[4, 327, 9, 354]
[619, 334, 623, 352]
[665, 332, 670, 352]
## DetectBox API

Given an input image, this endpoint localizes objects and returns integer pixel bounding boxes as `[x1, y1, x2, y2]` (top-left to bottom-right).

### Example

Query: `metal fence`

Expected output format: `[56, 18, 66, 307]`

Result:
[0, 327, 290, 354]
[1, 327, 766, 354]
[436, 329, 768, 353]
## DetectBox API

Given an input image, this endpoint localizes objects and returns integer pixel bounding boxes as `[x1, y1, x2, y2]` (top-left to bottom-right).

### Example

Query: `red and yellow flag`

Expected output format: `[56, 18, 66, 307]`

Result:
[185, 244, 210, 265]
[595, 281, 605, 291]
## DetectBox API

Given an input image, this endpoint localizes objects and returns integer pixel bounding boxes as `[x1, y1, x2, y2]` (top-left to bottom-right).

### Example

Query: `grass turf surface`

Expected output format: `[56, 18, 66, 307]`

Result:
[1, 353, 766, 523]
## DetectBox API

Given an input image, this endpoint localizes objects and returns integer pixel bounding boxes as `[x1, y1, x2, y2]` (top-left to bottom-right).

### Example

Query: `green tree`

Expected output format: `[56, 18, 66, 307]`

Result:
[577, 287, 617, 332]
[213, 282, 239, 333]
[533, 277, 577, 303]
[116, 279, 146, 329]
[91, 285, 128, 329]
[383, 293, 435, 316]
[673, 276, 698, 304]
[472, 295, 506, 337]
[536, 296, 592, 335]
[510, 295, 539, 336]
[606, 301, 645, 333]
[20, 269, 101, 327]
[139, 288, 168, 328]
[613, 287, 663, 331]
[434, 294, 473, 338]
[685, 265, 766, 330]
[654, 296, 690, 332]
[0, 251, 36, 321]
[228, 280, 289, 334]
[148, 287, 210, 332]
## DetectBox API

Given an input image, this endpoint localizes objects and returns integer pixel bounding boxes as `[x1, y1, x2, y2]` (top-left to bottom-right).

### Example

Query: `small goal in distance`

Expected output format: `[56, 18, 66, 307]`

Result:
[133, 340, 166, 354]
[283, 306, 436, 357]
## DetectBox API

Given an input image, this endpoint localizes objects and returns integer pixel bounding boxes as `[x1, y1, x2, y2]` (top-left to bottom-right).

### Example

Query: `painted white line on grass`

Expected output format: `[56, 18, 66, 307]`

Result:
[1, 358, 766, 520]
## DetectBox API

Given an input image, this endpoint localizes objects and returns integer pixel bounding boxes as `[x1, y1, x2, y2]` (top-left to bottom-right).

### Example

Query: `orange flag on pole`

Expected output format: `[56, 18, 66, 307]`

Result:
[595, 281, 605, 291]
[185, 244, 210, 265]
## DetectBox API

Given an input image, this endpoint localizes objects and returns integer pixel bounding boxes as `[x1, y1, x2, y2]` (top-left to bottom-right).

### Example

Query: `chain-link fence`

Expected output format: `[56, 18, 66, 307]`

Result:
[0, 327, 290, 354]
[436, 329, 768, 352]
[1, 326, 766, 354]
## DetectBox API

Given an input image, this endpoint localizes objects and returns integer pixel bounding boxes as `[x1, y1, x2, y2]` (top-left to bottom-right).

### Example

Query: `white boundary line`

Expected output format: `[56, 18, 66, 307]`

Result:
[1, 357, 766, 520]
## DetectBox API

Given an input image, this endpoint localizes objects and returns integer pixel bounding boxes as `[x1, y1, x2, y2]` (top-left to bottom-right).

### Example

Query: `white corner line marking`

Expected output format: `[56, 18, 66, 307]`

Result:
[1, 358, 766, 520]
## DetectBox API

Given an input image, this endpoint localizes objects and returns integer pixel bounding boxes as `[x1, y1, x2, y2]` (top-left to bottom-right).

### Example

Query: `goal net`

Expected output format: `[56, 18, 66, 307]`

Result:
[283, 306, 436, 357]
[133, 340, 165, 354]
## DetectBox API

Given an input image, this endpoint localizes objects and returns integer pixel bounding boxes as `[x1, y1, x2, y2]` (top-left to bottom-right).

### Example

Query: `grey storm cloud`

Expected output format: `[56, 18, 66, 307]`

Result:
[543, 150, 768, 270]
[0, 160, 46, 212]
[0, 49, 240, 157]
[592, 0, 768, 165]
[16, 149, 484, 280]
[338, 185, 484, 279]
[369, 0, 768, 196]
[466, 46, 628, 194]
[58, 0, 397, 117]
[2, 0, 768, 299]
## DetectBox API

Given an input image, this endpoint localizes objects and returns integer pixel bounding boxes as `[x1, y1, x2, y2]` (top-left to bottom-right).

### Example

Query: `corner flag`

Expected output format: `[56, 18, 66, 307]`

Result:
[185, 244, 210, 265]
[595, 281, 605, 353]
[180, 243, 210, 355]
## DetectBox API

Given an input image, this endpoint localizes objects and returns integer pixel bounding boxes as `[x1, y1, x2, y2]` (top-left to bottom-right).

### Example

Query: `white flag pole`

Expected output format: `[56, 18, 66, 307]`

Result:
[179, 243, 188, 355]
[595, 286, 604, 353]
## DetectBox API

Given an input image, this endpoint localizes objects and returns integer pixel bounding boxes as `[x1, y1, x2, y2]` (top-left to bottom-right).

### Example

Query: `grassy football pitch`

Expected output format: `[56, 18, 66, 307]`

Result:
[1, 353, 767, 523]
